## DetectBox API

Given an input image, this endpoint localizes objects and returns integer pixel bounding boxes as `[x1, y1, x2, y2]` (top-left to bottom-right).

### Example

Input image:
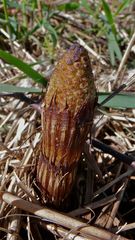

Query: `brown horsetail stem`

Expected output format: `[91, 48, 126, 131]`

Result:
[36, 43, 97, 207]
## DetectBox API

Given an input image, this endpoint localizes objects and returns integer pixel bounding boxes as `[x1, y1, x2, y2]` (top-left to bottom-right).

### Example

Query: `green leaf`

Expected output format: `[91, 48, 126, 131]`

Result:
[108, 35, 115, 66]
[58, 2, 79, 11]
[115, 0, 133, 16]
[80, 0, 95, 16]
[0, 83, 42, 93]
[26, 22, 41, 36]
[107, 32, 122, 66]
[98, 92, 135, 108]
[0, 49, 47, 86]
[43, 20, 58, 46]
[102, 0, 116, 36]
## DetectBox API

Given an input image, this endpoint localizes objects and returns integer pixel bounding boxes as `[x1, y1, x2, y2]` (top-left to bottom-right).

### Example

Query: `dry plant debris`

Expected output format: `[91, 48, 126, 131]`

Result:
[0, 1, 135, 240]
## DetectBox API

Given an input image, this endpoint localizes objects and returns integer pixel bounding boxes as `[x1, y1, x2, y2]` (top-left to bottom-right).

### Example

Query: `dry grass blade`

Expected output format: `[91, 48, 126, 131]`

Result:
[114, 30, 135, 87]
[77, 37, 108, 66]
[116, 222, 135, 233]
[6, 209, 21, 240]
[93, 167, 134, 198]
[0, 192, 129, 240]
[105, 179, 129, 229]
[69, 193, 118, 217]
[43, 223, 93, 240]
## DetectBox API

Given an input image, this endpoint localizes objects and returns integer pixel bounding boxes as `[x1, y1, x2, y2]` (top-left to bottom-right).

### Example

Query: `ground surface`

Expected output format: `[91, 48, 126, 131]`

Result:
[0, 1, 135, 240]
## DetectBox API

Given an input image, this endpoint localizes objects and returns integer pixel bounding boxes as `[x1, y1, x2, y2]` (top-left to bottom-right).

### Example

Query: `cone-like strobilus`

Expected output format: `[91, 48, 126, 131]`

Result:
[36, 43, 97, 207]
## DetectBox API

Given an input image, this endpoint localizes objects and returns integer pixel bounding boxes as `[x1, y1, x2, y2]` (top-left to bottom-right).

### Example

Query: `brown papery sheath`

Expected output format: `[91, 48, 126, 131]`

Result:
[36, 43, 97, 207]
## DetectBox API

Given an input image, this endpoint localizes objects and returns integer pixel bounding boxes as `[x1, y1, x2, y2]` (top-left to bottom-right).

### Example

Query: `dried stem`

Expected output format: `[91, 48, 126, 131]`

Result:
[0, 192, 128, 240]
[6, 209, 21, 240]
[113, 30, 135, 88]
[77, 37, 107, 66]
[92, 139, 135, 166]
[41, 222, 95, 240]
[93, 167, 134, 198]
[105, 179, 129, 229]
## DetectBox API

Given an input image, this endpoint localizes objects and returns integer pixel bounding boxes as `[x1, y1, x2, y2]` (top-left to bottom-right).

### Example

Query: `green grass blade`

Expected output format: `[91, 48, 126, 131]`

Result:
[58, 2, 79, 11]
[80, 0, 95, 16]
[108, 35, 115, 66]
[43, 20, 58, 46]
[102, 0, 116, 35]
[98, 92, 135, 108]
[0, 83, 42, 93]
[107, 32, 122, 65]
[0, 49, 47, 86]
[115, 0, 133, 16]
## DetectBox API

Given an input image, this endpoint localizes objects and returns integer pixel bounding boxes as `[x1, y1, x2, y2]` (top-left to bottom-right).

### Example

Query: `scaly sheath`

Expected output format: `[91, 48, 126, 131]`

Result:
[36, 43, 97, 207]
